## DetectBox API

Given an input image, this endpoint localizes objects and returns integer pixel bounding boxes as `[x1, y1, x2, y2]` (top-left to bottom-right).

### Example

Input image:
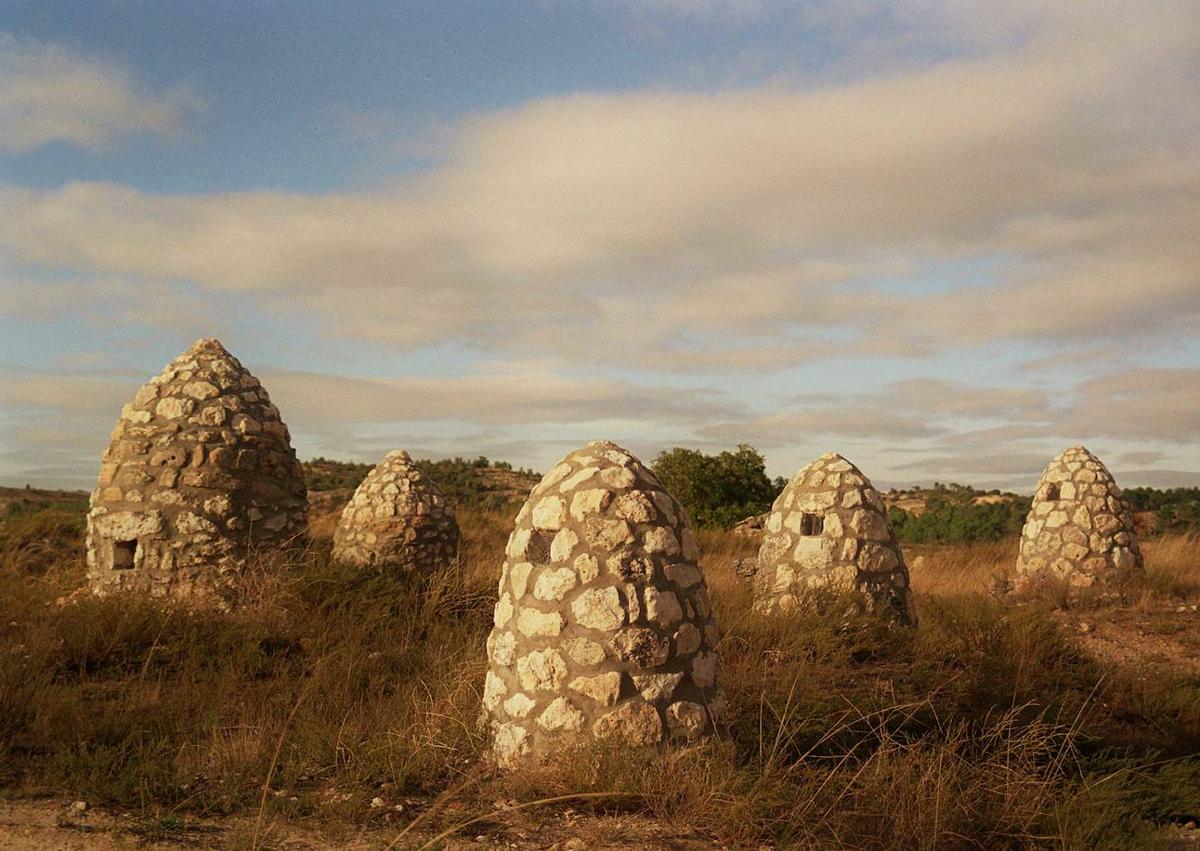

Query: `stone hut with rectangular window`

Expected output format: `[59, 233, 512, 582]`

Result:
[85, 338, 308, 604]
[753, 452, 914, 624]
[1016, 445, 1142, 590]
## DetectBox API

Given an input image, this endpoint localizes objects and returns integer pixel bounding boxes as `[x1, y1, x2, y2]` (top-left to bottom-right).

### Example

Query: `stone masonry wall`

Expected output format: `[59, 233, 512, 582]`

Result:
[754, 452, 914, 624]
[1016, 445, 1142, 589]
[332, 449, 459, 572]
[482, 441, 725, 768]
[86, 338, 308, 602]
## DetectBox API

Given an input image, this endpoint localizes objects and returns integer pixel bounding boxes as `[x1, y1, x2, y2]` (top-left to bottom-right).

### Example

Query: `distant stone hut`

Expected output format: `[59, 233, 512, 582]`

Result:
[86, 338, 308, 602]
[1016, 445, 1142, 590]
[332, 450, 459, 572]
[482, 441, 725, 769]
[753, 452, 914, 624]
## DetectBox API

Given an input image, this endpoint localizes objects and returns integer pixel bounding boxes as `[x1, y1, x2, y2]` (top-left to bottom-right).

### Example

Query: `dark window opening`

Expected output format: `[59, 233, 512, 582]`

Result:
[800, 513, 824, 536]
[112, 539, 137, 569]
[526, 530, 553, 563]
[1045, 484, 1060, 501]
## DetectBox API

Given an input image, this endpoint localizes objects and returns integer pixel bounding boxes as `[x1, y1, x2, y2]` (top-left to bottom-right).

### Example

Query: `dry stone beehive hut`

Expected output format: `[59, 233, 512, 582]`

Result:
[332, 449, 459, 571]
[85, 338, 308, 602]
[482, 441, 725, 768]
[753, 452, 914, 623]
[1015, 445, 1142, 589]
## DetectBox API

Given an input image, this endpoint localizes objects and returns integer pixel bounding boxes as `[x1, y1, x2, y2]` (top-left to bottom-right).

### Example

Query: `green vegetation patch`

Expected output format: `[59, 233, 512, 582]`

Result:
[651, 444, 783, 529]
[302, 455, 540, 511]
[1126, 487, 1200, 533]
[889, 485, 1031, 544]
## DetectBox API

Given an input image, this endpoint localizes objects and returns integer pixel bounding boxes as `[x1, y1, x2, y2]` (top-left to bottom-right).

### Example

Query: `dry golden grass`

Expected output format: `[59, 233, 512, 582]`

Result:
[2, 507, 1200, 848]
[906, 539, 1018, 597]
[1138, 533, 1200, 600]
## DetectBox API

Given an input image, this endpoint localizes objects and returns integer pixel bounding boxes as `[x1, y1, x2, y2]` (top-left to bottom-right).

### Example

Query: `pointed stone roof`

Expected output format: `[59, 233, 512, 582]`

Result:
[85, 338, 307, 603]
[754, 452, 914, 624]
[332, 449, 459, 571]
[1016, 445, 1141, 590]
[482, 441, 725, 768]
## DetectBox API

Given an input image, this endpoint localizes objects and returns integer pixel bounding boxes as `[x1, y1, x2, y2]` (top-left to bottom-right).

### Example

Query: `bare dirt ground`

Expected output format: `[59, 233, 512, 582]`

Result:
[0, 798, 709, 849]
[1064, 603, 1200, 676]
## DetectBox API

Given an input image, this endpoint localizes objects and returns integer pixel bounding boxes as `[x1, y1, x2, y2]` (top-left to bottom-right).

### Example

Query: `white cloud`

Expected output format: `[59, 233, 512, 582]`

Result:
[1060, 369, 1200, 444]
[694, 368, 1200, 485]
[1, 3, 1195, 372]
[262, 367, 743, 427]
[0, 362, 747, 487]
[0, 34, 201, 153]
[1, 4, 1197, 487]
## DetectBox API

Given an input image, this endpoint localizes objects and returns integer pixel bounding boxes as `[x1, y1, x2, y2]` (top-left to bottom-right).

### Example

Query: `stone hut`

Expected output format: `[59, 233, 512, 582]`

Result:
[332, 449, 459, 571]
[482, 441, 724, 768]
[753, 452, 914, 624]
[1016, 445, 1142, 590]
[86, 338, 308, 602]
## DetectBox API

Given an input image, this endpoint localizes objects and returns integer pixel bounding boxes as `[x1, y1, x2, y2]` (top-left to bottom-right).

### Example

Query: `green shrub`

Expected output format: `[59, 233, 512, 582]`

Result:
[651, 444, 783, 529]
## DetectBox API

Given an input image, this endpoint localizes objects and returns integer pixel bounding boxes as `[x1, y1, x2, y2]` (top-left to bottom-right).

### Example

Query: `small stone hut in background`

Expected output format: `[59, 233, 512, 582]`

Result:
[332, 449, 459, 571]
[1016, 445, 1142, 590]
[86, 338, 308, 602]
[753, 452, 914, 624]
[483, 441, 725, 768]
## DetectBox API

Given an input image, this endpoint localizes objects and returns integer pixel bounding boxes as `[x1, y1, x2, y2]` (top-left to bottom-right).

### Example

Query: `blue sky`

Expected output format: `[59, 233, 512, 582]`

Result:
[1, 0, 1198, 491]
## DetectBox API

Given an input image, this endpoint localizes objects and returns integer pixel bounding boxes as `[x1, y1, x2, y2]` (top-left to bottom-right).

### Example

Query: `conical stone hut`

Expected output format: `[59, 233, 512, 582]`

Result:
[1016, 445, 1142, 589]
[332, 449, 459, 571]
[753, 452, 914, 623]
[86, 338, 308, 602]
[482, 441, 724, 768]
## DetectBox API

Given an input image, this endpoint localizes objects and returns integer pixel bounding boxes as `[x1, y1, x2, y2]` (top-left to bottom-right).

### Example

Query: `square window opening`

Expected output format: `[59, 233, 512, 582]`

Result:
[800, 513, 824, 536]
[112, 539, 137, 570]
[1045, 484, 1060, 501]
[526, 530, 553, 563]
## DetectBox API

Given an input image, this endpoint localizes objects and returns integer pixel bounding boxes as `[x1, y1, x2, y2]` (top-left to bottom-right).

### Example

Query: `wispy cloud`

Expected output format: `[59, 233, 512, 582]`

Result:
[2, 4, 1195, 371]
[0, 33, 202, 153]
[1, 3, 1197, 488]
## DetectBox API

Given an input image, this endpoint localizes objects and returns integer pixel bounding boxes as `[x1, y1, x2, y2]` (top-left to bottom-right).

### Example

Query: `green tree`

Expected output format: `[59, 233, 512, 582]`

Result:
[651, 444, 781, 529]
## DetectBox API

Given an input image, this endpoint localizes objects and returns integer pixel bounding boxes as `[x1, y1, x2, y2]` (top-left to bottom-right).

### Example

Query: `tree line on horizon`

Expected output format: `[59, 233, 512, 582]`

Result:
[298, 449, 1199, 542]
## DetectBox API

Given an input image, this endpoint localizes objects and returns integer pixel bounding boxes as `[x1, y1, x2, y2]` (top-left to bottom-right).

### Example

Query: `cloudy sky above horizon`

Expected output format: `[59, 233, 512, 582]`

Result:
[1, 0, 1197, 492]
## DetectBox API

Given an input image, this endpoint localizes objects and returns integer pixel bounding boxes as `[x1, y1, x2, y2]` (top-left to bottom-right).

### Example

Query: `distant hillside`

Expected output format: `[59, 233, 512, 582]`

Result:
[1125, 487, 1200, 534]
[0, 486, 88, 526]
[302, 456, 540, 511]
[302, 458, 374, 492]
[881, 483, 1024, 517]
[881, 482, 1196, 542]
[882, 484, 1030, 544]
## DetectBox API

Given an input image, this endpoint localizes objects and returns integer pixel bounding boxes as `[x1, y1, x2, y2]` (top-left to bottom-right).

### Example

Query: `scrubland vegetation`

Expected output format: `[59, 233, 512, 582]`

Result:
[1126, 487, 1200, 534]
[303, 457, 540, 513]
[300, 450, 1200, 545]
[2, 497, 1200, 848]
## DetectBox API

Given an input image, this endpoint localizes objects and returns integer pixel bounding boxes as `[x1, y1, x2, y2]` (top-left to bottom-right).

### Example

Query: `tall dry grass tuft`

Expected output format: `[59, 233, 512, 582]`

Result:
[0, 524, 496, 818]
[1134, 533, 1200, 601]
[907, 538, 1017, 597]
